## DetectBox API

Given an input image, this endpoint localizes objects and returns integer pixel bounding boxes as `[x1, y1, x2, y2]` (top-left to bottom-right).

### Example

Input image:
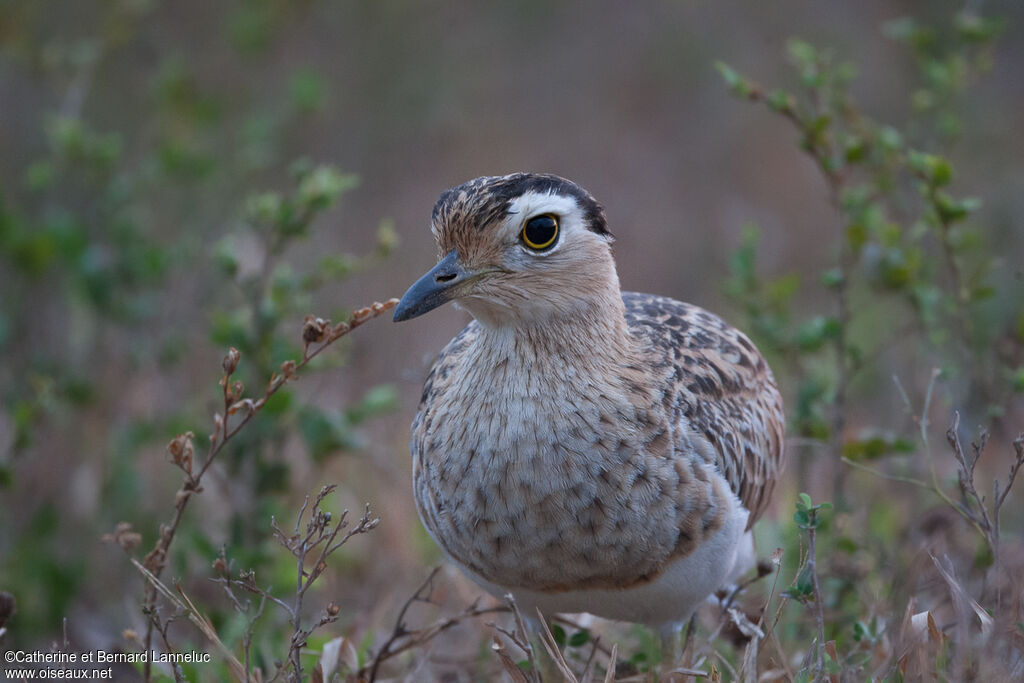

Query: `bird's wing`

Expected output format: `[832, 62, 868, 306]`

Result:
[623, 292, 786, 528]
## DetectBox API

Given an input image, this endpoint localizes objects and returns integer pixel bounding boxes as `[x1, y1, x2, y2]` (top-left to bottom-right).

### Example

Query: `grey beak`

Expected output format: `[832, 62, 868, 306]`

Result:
[393, 250, 468, 322]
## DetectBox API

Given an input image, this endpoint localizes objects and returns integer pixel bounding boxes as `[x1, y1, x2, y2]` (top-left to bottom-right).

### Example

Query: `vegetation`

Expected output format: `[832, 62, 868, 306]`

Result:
[1, 3, 1021, 682]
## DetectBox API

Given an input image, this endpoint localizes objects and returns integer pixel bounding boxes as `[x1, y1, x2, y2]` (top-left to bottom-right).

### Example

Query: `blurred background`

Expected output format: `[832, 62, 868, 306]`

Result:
[1, 0, 1023, 679]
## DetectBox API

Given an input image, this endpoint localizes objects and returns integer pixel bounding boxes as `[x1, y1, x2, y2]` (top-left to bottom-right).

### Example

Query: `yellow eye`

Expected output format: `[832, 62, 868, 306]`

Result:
[521, 214, 559, 251]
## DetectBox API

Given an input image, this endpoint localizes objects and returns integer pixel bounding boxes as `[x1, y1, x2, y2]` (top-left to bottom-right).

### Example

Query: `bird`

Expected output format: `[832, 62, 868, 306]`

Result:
[393, 173, 785, 651]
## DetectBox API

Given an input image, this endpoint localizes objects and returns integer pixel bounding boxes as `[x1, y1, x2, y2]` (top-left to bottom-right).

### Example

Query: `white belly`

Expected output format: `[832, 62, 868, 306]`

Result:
[459, 505, 753, 627]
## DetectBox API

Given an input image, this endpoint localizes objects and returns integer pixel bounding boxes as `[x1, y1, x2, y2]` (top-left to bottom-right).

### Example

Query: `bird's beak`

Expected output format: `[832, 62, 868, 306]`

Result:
[393, 249, 472, 322]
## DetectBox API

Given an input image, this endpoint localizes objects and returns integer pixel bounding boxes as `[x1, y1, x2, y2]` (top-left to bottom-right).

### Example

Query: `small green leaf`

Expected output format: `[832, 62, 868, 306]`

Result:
[935, 194, 981, 223]
[568, 630, 590, 647]
[908, 151, 953, 187]
[882, 17, 918, 42]
[955, 14, 1006, 44]
[25, 161, 54, 191]
[877, 126, 903, 151]
[767, 89, 793, 112]
[820, 268, 843, 289]
[290, 68, 325, 113]
[845, 223, 867, 251]
[795, 565, 814, 594]
[843, 135, 866, 163]
[714, 61, 753, 98]
[842, 434, 915, 461]
[1011, 367, 1024, 393]
[931, 158, 953, 187]
[786, 39, 817, 67]
[836, 537, 858, 553]
[551, 623, 567, 647]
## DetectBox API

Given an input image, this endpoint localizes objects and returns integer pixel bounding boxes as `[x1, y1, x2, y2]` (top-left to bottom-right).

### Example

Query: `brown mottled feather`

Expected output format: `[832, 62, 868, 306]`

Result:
[622, 292, 785, 528]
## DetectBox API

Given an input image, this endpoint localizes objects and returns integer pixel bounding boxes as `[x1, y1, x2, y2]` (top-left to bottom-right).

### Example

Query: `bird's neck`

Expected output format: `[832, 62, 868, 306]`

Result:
[470, 286, 637, 380]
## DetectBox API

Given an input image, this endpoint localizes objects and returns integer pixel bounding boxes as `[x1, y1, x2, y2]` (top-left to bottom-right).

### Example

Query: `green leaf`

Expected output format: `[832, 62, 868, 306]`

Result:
[842, 434, 915, 461]
[244, 192, 284, 225]
[955, 14, 1006, 44]
[836, 537, 859, 553]
[907, 151, 953, 187]
[935, 194, 981, 223]
[786, 39, 817, 68]
[766, 273, 800, 306]
[346, 384, 399, 425]
[714, 61, 753, 98]
[843, 135, 866, 163]
[795, 565, 814, 595]
[820, 268, 843, 289]
[568, 630, 590, 647]
[551, 623, 567, 647]
[796, 316, 840, 351]
[877, 125, 903, 151]
[290, 68, 325, 113]
[297, 166, 359, 212]
[882, 17, 918, 42]
[299, 407, 359, 461]
[1011, 367, 1024, 393]
[24, 160, 54, 191]
[845, 223, 868, 251]
[767, 89, 793, 112]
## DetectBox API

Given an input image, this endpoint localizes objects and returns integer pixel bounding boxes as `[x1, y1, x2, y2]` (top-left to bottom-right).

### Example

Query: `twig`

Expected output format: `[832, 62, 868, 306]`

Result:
[134, 298, 396, 681]
[807, 524, 828, 682]
[129, 558, 248, 681]
[362, 567, 508, 682]
[488, 595, 540, 682]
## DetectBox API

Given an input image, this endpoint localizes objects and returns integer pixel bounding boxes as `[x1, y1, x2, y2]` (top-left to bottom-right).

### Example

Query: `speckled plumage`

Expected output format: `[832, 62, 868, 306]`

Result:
[397, 173, 785, 627]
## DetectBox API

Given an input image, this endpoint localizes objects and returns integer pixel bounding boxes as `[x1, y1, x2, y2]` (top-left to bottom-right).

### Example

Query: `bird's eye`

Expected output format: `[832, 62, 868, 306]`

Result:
[521, 215, 559, 251]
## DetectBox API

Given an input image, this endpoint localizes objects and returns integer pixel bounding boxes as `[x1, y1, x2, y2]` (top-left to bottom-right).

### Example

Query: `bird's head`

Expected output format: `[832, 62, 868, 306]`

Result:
[393, 173, 618, 327]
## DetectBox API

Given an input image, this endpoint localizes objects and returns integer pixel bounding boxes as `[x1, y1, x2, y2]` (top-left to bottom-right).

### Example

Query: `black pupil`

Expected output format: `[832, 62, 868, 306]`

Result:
[524, 215, 557, 247]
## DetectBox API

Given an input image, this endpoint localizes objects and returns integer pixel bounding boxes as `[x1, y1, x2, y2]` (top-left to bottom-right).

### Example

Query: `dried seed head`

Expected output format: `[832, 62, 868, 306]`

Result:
[167, 432, 195, 473]
[228, 398, 256, 416]
[212, 414, 224, 443]
[326, 602, 340, 616]
[102, 522, 143, 552]
[351, 307, 372, 324]
[280, 359, 297, 380]
[303, 315, 330, 345]
[212, 556, 228, 576]
[223, 347, 241, 376]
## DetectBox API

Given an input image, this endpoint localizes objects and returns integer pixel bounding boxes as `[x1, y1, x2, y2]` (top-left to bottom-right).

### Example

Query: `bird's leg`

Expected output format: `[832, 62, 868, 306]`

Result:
[658, 622, 682, 668]
[658, 616, 696, 669]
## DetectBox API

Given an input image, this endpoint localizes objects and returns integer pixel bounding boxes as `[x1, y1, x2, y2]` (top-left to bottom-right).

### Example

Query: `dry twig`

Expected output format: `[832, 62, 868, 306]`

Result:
[108, 299, 397, 681]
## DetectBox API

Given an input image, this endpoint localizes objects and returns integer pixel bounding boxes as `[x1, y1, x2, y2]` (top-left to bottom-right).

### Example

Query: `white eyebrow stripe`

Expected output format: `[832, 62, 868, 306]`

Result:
[507, 192, 579, 219]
